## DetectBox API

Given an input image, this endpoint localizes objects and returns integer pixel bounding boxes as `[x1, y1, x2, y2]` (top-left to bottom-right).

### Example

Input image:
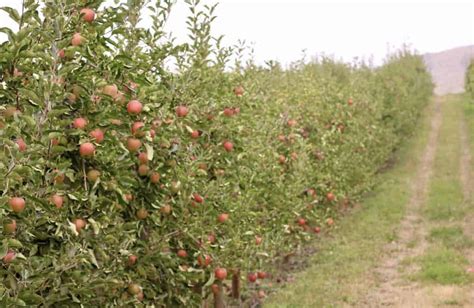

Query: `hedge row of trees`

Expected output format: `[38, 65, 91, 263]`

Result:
[0, 0, 432, 306]
[466, 59, 474, 98]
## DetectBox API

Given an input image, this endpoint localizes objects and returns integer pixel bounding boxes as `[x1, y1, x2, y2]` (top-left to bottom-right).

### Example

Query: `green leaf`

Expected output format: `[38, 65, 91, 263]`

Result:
[7, 239, 22, 248]
[22, 115, 36, 127]
[0, 27, 15, 41]
[67, 193, 79, 201]
[203, 272, 215, 287]
[88, 249, 100, 268]
[0, 7, 20, 23]
[18, 88, 42, 107]
[145, 143, 154, 160]
[68, 221, 79, 236]
[0, 242, 8, 259]
[23, 193, 49, 208]
[19, 292, 44, 305]
[88, 218, 100, 235]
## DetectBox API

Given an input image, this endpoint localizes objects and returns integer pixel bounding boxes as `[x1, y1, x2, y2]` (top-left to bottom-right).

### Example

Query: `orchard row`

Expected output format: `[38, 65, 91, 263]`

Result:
[0, 1, 433, 306]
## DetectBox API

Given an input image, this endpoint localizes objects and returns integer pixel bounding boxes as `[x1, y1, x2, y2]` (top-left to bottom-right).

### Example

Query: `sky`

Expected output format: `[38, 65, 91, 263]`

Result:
[0, 0, 473, 66]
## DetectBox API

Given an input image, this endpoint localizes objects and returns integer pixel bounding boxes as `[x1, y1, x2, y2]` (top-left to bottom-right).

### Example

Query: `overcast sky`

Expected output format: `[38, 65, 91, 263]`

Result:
[1, 0, 473, 65]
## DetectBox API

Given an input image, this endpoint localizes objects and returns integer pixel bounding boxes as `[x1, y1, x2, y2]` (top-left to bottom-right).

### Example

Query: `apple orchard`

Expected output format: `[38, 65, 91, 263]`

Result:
[0, 0, 433, 306]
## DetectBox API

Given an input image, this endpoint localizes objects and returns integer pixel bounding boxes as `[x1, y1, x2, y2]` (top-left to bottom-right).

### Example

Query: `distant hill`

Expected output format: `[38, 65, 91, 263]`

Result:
[423, 45, 474, 95]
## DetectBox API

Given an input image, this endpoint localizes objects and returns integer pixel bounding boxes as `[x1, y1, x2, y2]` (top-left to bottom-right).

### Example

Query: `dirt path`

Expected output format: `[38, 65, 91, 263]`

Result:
[357, 96, 474, 308]
[358, 97, 442, 307]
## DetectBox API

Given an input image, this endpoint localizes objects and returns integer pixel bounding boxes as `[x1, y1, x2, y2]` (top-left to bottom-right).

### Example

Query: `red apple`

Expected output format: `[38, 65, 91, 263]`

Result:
[73, 117, 87, 129]
[214, 268, 227, 280]
[3, 219, 16, 234]
[136, 208, 148, 220]
[57, 49, 65, 59]
[160, 204, 171, 215]
[177, 249, 188, 258]
[257, 271, 266, 279]
[348, 98, 353, 106]
[128, 255, 137, 266]
[278, 155, 286, 164]
[255, 236, 263, 245]
[197, 254, 212, 267]
[74, 218, 86, 233]
[314, 226, 321, 233]
[137, 152, 148, 164]
[89, 129, 104, 143]
[16, 138, 27, 152]
[150, 172, 160, 184]
[131, 121, 145, 137]
[193, 193, 204, 204]
[2, 250, 15, 263]
[175, 105, 189, 117]
[138, 164, 149, 176]
[79, 142, 95, 157]
[103, 84, 118, 97]
[9, 197, 25, 213]
[71, 33, 84, 46]
[297, 218, 306, 226]
[233, 85, 244, 96]
[191, 130, 200, 139]
[211, 284, 220, 295]
[326, 218, 334, 226]
[50, 194, 64, 209]
[287, 119, 297, 127]
[80, 8, 95, 23]
[126, 138, 141, 152]
[327, 192, 335, 202]
[223, 141, 233, 152]
[223, 108, 234, 117]
[217, 213, 229, 223]
[127, 100, 143, 115]
[248, 272, 257, 283]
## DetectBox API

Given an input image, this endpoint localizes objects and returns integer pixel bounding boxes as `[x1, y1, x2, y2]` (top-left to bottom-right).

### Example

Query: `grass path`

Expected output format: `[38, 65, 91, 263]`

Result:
[264, 95, 474, 307]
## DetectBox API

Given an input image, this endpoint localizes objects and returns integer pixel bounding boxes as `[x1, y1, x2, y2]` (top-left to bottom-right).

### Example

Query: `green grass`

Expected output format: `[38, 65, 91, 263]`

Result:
[428, 226, 474, 250]
[424, 96, 465, 222]
[264, 98, 436, 307]
[413, 94, 473, 287]
[424, 182, 465, 221]
[415, 247, 471, 285]
[442, 299, 462, 306]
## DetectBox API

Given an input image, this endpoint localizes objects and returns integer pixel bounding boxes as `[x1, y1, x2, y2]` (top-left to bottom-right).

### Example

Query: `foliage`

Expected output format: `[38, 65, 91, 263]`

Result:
[466, 59, 474, 98]
[0, 0, 432, 306]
